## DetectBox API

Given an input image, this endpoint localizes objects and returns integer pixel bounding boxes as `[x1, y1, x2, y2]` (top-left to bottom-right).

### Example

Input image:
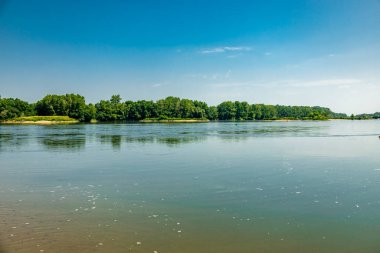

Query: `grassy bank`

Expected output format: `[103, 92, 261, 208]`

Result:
[1, 116, 79, 124]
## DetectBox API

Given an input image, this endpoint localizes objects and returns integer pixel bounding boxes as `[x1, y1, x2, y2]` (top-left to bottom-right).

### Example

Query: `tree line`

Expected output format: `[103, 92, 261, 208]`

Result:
[0, 93, 360, 122]
[352, 112, 380, 120]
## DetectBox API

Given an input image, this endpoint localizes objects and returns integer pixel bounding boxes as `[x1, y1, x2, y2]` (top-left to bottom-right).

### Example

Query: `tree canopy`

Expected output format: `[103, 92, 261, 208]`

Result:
[0, 94, 358, 122]
[35, 94, 87, 121]
[0, 97, 35, 120]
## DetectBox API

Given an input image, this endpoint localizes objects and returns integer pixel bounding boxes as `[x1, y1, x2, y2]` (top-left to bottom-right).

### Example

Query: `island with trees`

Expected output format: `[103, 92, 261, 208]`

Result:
[0, 93, 377, 124]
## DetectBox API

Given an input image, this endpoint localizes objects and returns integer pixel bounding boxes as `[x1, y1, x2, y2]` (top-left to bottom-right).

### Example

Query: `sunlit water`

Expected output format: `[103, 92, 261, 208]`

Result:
[1, 121, 380, 253]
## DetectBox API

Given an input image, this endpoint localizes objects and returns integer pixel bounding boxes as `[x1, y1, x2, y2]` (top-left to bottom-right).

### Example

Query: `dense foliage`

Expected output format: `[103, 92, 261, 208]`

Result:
[354, 112, 380, 120]
[0, 94, 366, 122]
[0, 97, 35, 120]
[35, 94, 88, 121]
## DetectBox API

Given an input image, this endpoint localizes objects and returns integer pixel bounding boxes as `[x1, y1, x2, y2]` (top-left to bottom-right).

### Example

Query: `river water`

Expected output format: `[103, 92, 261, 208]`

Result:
[1, 121, 380, 253]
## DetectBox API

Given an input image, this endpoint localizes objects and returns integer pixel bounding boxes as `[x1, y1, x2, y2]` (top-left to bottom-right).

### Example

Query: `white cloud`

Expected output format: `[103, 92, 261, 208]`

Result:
[200, 46, 251, 54]
[186, 71, 232, 81]
[152, 83, 162, 88]
[209, 82, 248, 88]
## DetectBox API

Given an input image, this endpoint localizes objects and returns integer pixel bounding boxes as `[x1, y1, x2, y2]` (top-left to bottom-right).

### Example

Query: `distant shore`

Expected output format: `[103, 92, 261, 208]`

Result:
[1, 120, 79, 125]
[140, 119, 210, 123]
[0, 116, 79, 125]
[1, 117, 379, 125]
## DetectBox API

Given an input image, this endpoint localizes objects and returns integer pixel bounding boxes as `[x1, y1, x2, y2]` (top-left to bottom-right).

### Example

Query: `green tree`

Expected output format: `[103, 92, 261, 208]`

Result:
[262, 105, 278, 119]
[95, 95, 126, 121]
[217, 101, 236, 120]
[35, 94, 86, 121]
[235, 101, 250, 120]
[156, 96, 181, 118]
[251, 104, 263, 120]
[65, 94, 87, 121]
[0, 97, 34, 120]
[110, 95, 122, 105]
[129, 100, 157, 120]
[193, 100, 208, 119]
[83, 103, 96, 122]
[179, 99, 195, 118]
[206, 106, 218, 120]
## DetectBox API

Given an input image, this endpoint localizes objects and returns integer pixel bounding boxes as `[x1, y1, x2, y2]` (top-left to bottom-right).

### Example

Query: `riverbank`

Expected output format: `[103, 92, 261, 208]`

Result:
[0, 116, 79, 125]
[140, 118, 210, 123]
[2, 117, 376, 125]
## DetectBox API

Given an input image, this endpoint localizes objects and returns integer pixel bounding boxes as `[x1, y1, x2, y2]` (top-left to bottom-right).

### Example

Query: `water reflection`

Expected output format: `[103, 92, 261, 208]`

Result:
[216, 125, 322, 136]
[0, 133, 28, 152]
[219, 135, 249, 142]
[124, 136, 155, 143]
[156, 136, 204, 146]
[99, 134, 204, 148]
[39, 133, 86, 151]
[98, 135, 122, 150]
[1, 121, 380, 152]
[1, 121, 380, 253]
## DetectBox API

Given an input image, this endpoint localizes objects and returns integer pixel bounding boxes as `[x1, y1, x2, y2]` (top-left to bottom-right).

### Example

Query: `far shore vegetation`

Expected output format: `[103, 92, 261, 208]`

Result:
[2, 116, 79, 124]
[0, 94, 379, 123]
[140, 118, 209, 123]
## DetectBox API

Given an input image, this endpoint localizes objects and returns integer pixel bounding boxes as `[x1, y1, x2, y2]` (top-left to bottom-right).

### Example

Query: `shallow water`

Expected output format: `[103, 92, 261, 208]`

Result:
[1, 121, 380, 253]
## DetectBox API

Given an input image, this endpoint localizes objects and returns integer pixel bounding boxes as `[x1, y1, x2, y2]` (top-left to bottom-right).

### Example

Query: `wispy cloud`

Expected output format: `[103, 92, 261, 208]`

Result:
[208, 81, 251, 88]
[151, 83, 162, 88]
[200, 46, 251, 54]
[186, 70, 232, 81]
[277, 78, 365, 88]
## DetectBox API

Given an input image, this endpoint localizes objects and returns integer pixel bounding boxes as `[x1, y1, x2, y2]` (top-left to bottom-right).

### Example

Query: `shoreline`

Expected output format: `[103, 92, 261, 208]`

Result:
[139, 119, 210, 123]
[1, 118, 378, 125]
[0, 120, 79, 125]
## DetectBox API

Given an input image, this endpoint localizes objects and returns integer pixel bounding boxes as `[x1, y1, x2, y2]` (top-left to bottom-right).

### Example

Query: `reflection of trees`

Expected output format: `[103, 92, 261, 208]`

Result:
[0, 133, 28, 152]
[124, 136, 204, 146]
[125, 136, 155, 143]
[156, 136, 203, 147]
[98, 135, 204, 148]
[39, 133, 86, 151]
[217, 126, 319, 137]
[4, 125, 313, 152]
[219, 135, 249, 143]
[98, 135, 122, 150]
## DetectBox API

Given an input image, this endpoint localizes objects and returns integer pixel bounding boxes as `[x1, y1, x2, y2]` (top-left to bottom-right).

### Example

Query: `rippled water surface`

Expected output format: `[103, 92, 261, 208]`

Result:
[1, 121, 380, 253]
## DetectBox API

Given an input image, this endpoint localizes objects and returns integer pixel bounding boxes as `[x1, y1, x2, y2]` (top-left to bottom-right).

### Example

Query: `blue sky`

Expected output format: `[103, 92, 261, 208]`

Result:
[0, 0, 379, 114]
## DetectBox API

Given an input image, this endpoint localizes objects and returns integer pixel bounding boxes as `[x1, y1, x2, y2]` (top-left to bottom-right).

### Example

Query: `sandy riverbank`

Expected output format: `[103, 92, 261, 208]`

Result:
[0, 120, 79, 125]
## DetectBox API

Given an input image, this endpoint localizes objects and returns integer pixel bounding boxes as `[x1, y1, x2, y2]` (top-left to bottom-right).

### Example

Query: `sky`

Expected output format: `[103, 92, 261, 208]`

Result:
[0, 0, 380, 114]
